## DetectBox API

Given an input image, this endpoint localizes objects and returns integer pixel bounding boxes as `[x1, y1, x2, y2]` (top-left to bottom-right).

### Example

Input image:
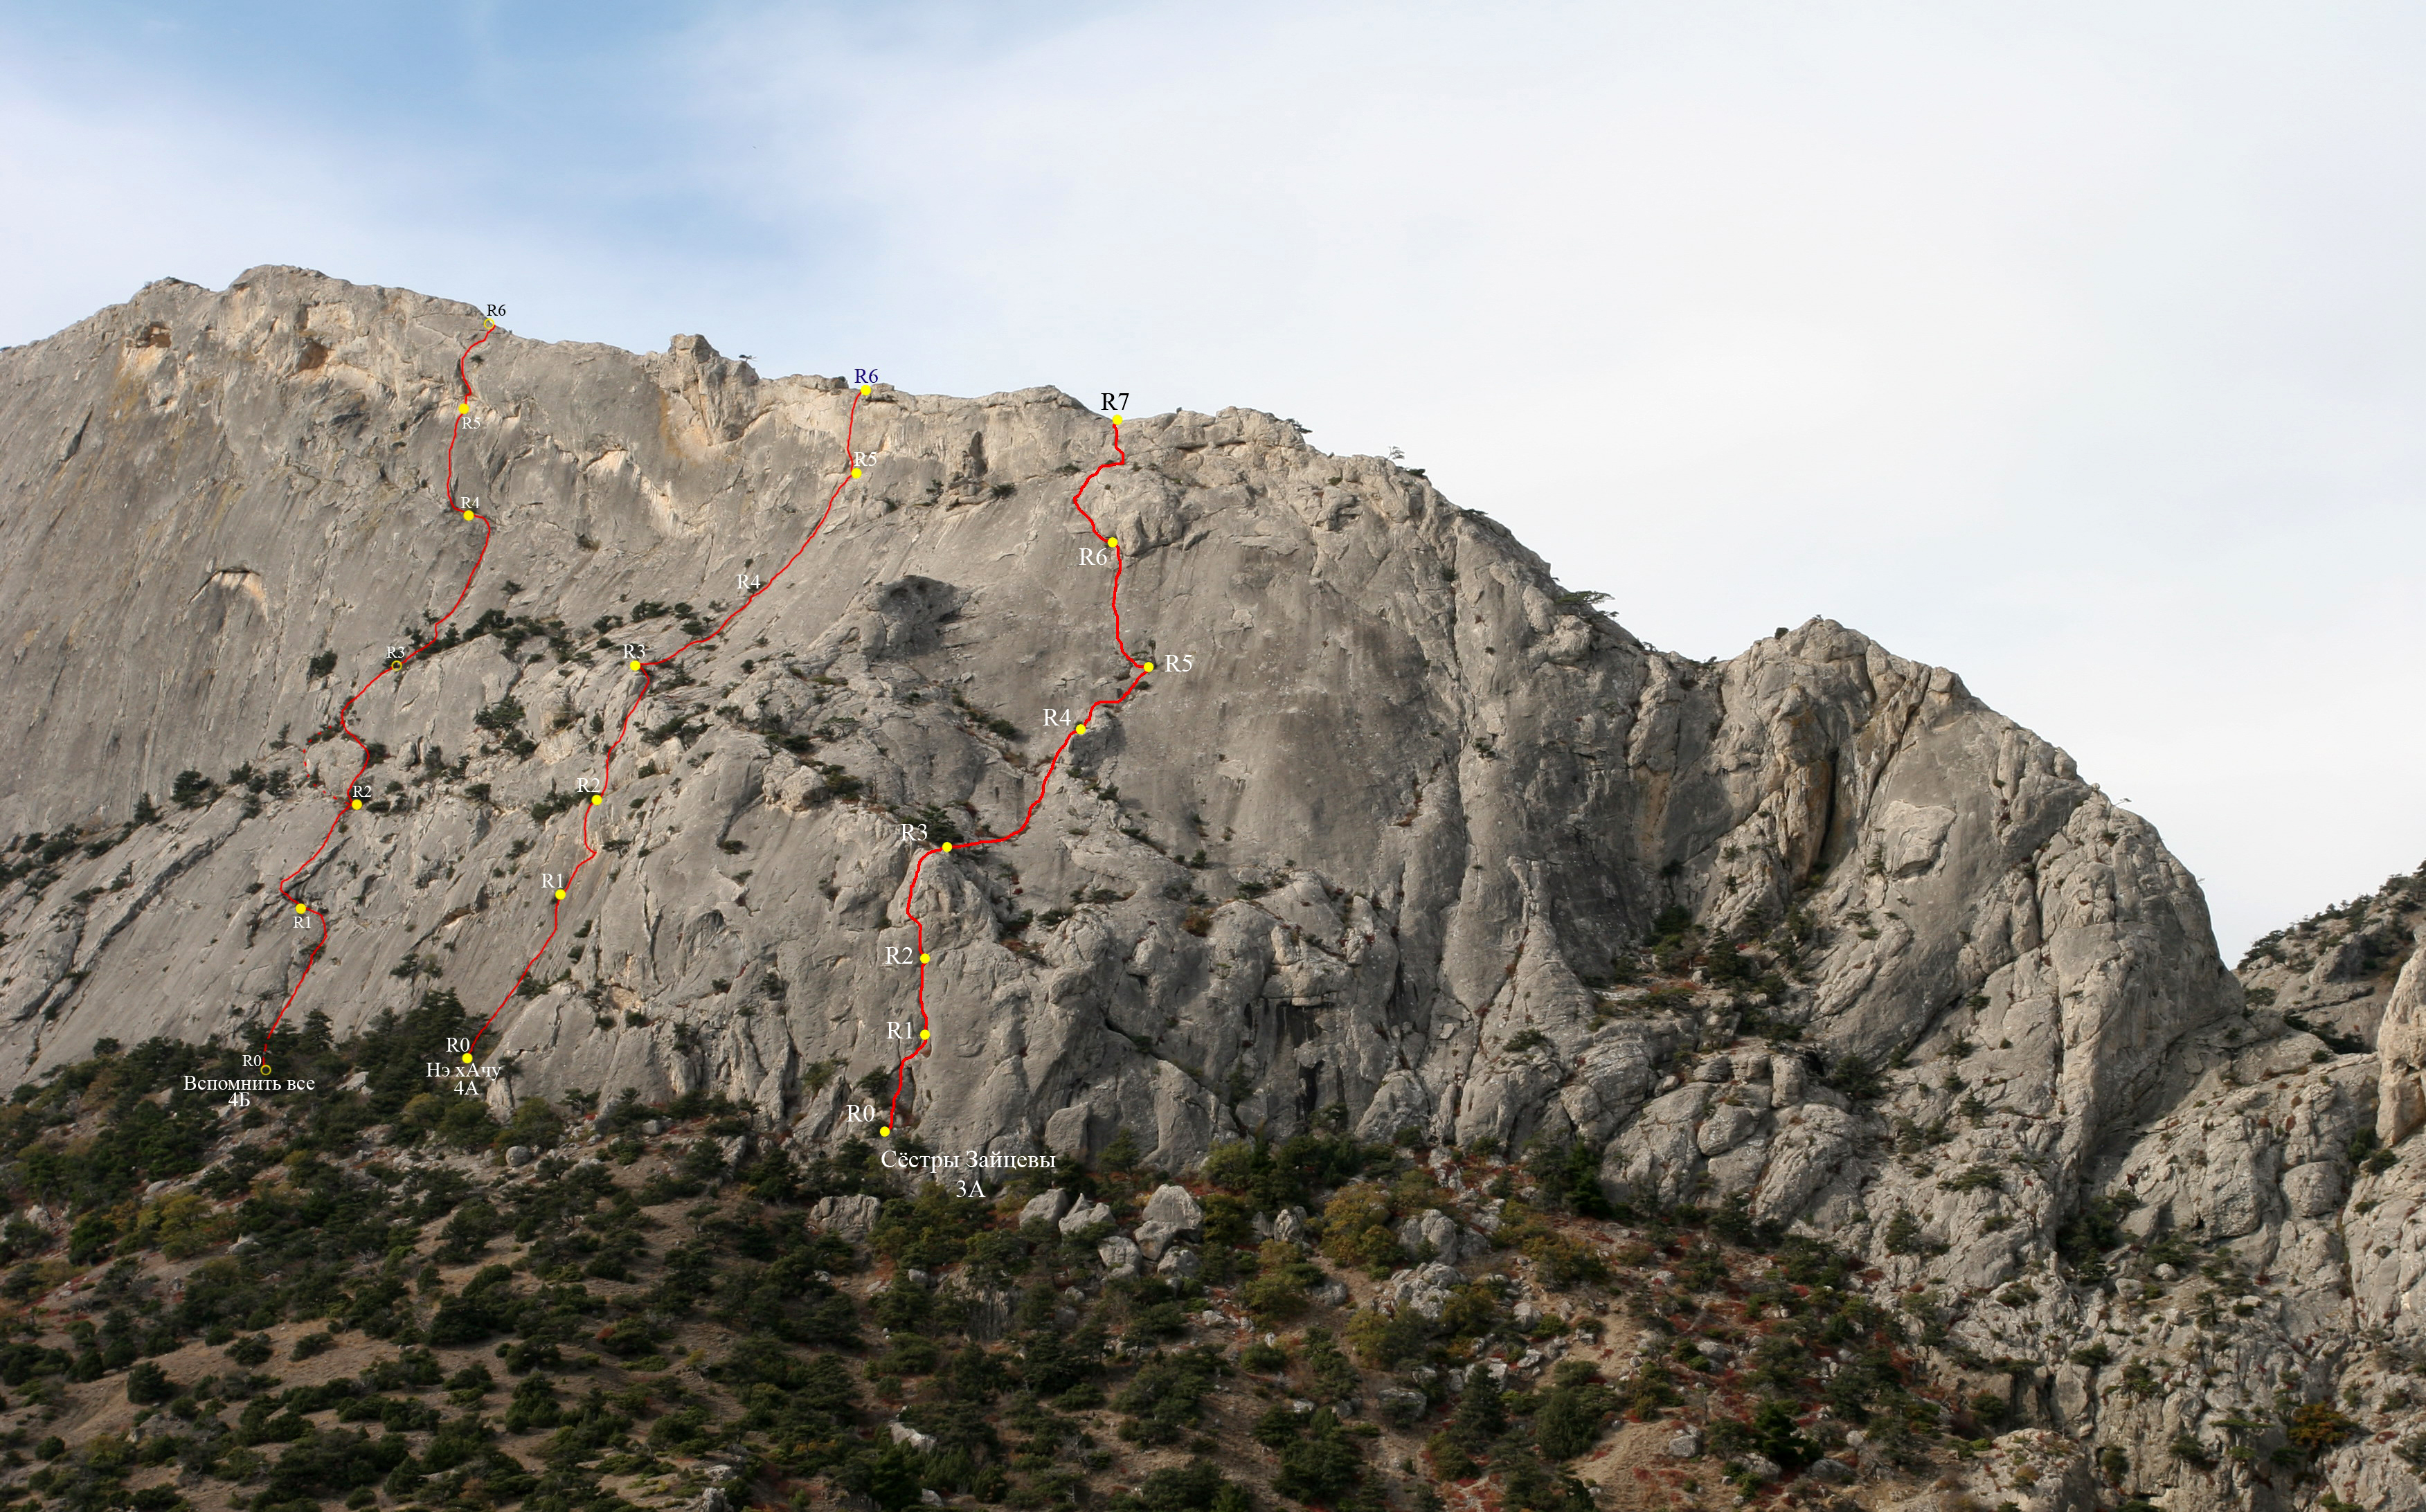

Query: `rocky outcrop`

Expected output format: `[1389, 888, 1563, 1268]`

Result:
[19, 264, 2426, 1512]
[0, 268, 2232, 1196]
[2240, 867, 2424, 1052]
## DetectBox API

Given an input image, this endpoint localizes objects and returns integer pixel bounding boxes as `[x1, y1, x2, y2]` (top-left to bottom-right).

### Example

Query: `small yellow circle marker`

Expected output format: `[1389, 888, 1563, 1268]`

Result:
[1106, 536, 1118, 547]
[879, 1124, 891, 1137]
[1143, 660, 1155, 672]
[458, 402, 469, 415]
[1112, 413, 1123, 424]
[920, 1029, 931, 1041]
[941, 842, 953, 852]
[629, 660, 642, 671]
[850, 467, 863, 478]
[461, 1053, 473, 1064]
[591, 794, 604, 804]
[390, 659, 403, 669]
[295, 902, 308, 914]
[462, 509, 476, 520]
[1075, 722, 1087, 734]
[555, 888, 567, 899]
[859, 384, 872, 396]
[350, 798, 363, 810]
[918, 953, 931, 964]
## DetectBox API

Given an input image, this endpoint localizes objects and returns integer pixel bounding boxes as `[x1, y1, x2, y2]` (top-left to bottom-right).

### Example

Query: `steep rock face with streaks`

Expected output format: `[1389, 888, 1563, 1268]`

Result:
[0, 269, 2229, 1198]
[0, 269, 2301, 1416]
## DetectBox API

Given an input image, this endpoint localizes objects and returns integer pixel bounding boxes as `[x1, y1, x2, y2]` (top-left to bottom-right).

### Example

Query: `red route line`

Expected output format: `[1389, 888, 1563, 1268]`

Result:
[264, 323, 496, 1052]
[467, 392, 866, 1052]
[884, 422, 1138, 1133]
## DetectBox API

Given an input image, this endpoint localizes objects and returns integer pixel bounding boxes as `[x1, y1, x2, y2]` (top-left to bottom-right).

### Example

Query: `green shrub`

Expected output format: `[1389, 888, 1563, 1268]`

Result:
[1320, 1184, 1401, 1271]
[1820, 1052, 1885, 1104]
[125, 1360, 175, 1404]
[1271, 1407, 1364, 1505]
[1534, 1372, 1615, 1461]
[1104, 1459, 1256, 1512]
[2285, 1403, 2358, 1455]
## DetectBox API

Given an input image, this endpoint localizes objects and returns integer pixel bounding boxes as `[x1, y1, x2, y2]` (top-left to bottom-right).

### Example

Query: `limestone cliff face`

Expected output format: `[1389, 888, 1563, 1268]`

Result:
[0, 267, 2228, 1189]
[38, 266, 2426, 1511]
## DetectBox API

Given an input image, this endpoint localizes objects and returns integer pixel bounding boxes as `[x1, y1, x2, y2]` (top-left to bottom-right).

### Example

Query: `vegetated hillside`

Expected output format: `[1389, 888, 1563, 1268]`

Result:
[0, 1027, 2093, 1512]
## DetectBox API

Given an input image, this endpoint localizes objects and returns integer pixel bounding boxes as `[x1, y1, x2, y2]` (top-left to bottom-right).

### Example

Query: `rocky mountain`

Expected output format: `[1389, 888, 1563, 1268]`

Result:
[1, 267, 2423, 1512]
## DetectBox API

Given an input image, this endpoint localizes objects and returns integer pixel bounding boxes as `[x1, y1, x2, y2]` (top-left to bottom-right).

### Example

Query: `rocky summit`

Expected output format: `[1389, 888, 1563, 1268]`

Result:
[0, 268, 2418, 1512]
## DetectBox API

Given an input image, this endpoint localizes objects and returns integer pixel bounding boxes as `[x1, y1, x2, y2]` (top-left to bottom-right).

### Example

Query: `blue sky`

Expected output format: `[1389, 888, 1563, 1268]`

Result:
[7, 1, 2426, 954]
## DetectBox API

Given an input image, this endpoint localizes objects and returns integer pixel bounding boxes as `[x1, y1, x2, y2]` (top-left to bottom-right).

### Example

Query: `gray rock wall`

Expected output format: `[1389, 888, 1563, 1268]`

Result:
[25, 265, 2426, 1512]
[0, 267, 2227, 1179]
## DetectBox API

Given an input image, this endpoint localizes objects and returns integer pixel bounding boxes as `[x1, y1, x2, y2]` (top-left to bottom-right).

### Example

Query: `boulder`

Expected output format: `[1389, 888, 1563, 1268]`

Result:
[1141, 1184, 1203, 1232]
[1098, 1235, 1141, 1274]
[1381, 1262, 1463, 1320]
[1396, 1207, 1460, 1259]
[2282, 1160, 2344, 1218]
[1156, 1247, 1200, 1279]
[1018, 1189, 1073, 1227]
[1059, 1198, 1113, 1236]
[888, 1422, 937, 1453]
[1696, 1102, 1764, 1156]
[1133, 1219, 1187, 1260]
[809, 1194, 882, 1241]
